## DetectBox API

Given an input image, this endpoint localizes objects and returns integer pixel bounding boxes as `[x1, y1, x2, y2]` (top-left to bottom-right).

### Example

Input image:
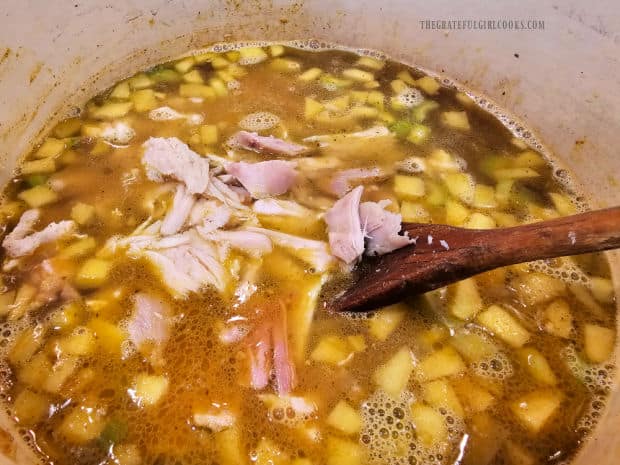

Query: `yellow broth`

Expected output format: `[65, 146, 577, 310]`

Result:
[0, 44, 616, 465]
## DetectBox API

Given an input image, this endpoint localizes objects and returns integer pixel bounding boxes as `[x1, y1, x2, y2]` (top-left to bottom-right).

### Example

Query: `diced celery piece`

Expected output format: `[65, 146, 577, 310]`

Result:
[59, 404, 105, 443]
[54, 117, 82, 138]
[209, 77, 228, 97]
[477, 305, 530, 348]
[464, 212, 496, 229]
[451, 377, 494, 414]
[416, 346, 466, 382]
[444, 172, 475, 204]
[199, 125, 219, 145]
[90, 101, 133, 120]
[583, 324, 615, 363]
[394, 174, 425, 199]
[75, 259, 112, 289]
[406, 123, 431, 145]
[415, 76, 440, 95]
[88, 318, 126, 355]
[18, 185, 58, 208]
[327, 400, 362, 435]
[410, 403, 447, 446]
[132, 374, 169, 407]
[541, 299, 573, 338]
[174, 57, 195, 73]
[368, 303, 407, 341]
[400, 201, 430, 223]
[238, 47, 268, 64]
[179, 84, 216, 99]
[492, 167, 540, 180]
[148, 67, 181, 83]
[388, 120, 412, 138]
[269, 44, 285, 57]
[342, 68, 374, 82]
[110, 81, 131, 99]
[128, 73, 153, 90]
[589, 276, 614, 304]
[509, 390, 562, 433]
[25, 174, 47, 187]
[445, 199, 469, 225]
[449, 278, 483, 320]
[13, 389, 50, 425]
[71, 202, 96, 225]
[21, 157, 56, 175]
[298, 67, 323, 81]
[450, 331, 498, 363]
[512, 272, 565, 306]
[517, 346, 557, 386]
[441, 111, 470, 130]
[422, 379, 464, 417]
[412, 100, 439, 122]
[35, 138, 65, 158]
[270, 58, 301, 73]
[548, 192, 577, 216]
[356, 56, 384, 70]
[326, 436, 363, 465]
[473, 184, 497, 208]
[373, 346, 414, 397]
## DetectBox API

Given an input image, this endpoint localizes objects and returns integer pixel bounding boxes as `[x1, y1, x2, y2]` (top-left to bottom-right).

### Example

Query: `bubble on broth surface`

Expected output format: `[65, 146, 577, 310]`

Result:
[238, 112, 281, 132]
[529, 259, 591, 286]
[473, 351, 514, 380]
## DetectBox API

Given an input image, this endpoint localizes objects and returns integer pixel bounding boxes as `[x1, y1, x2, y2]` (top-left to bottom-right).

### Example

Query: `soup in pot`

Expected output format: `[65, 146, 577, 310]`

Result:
[0, 43, 616, 465]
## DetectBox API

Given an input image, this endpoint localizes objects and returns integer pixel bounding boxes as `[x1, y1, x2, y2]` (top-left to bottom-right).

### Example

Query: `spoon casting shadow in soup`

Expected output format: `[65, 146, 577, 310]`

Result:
[331, 206, 620, 312]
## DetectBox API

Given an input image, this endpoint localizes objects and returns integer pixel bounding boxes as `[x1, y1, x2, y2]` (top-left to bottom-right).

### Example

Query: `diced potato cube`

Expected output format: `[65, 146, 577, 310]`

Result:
[179, 84, 216, 99]
[368, 303, 407, 341]
[71, 202, 96, 225]
[35, 138, 65, 158]
[584, 324, 615, 363]
[182, 69, 204, 84]
[512, 273, 565, 306]
[174, 57, 195, 73]
[492, 168, 539, 180]
[111, 444, 141, 465]
[422, 379, 464, 417]
[90, 101, 133, 120]
[394, 175, 425, 198]
[444, 172, 475, 205]
[400, 201, 430, 223]
[406, 123, 431, 145]
[356, 56, 384, 70]
[445, 199, 469, 225]
[209, 77, 228, 97]
[310, 335, 354, 366]
[13, 389, 50, 425]
[21, 157, 56, 175]
[509, 390, 562, 433]
[110, 81, 131, 99]
[18, 185, 58, 208]
[346, 335, 366, 352]
[304, 97, 324, 120]
[449, 278, 483, 320]
[477, 305, 530, 348]
[419, 325, 449, 348]
[541, 299, 573, 338]
[75, 259, 112, 289]
[270, 58, 301, 73]
[298, 67, 323, 82]
[269, 44, 285, 57]
[450, 331, 498, 363]
[17, 352, 52, 387]
[441, 111, 470, 130]
[44, 355, 80, 393]
[390, 79, 408, 94]
[59, 237, 96, 260]
[239, 47, 268, 64]
[373, 346, 414, 397]
[412, 100, 439, 122]
[9, 283, 37, 320]
[495, 179, 515, 206]
[326, 435, 363, 465]
[517, 347, 557, 385]
[327, 400, 362, 435]
[349, 90, 369, 104]
[199, 124, 219, 145]
[216, 426, 245, 465]
[548, 192, 577, 216]
[415, 346, 466, 382]
[396, 70, 416, 85]
[131, 374, 169, 407]
[503, 440, 536, 465]
[9, 325, 45, 366]
[88, 318, 126, 355]
[464, 212, 496, 229]
[513, 150, 546, 169]
[58, 327, 96, 356]
[451, 377, 494, 414]
[211, 56, 230, 69]
[131, 89, 158, 112]
[59, 404, 105, 443]
[349, 106, 378, 119]
[589, 277, 614, 304]
[0, 201, 25, 223]
[128, 73, 153, 90]
[410, 403, 447, 446]
[415, 76, 441, 95]
[254, 437, 288, 465]
[473, 184, 497, 208]
[569, 284, 605, 317]
[491, 211, 519, 227]
[48, 302, 84, 332]
[342, 68, 374, 82]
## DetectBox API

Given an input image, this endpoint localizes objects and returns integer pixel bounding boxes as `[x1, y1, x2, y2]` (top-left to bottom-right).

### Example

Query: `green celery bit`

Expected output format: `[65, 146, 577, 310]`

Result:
[25, 174, 48, 187]
[148, 67, 181, 83]
[98, 418, 128, 448]
[412, 100, 439, 122]
[389, 120, 413, 139]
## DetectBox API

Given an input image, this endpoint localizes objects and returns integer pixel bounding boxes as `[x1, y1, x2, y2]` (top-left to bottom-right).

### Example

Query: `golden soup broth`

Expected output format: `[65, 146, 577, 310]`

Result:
[0, 43, 616, 465]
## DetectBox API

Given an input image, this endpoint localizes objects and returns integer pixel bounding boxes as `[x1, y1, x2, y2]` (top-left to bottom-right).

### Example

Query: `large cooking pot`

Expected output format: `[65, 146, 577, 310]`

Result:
[0, 1, 618, 463]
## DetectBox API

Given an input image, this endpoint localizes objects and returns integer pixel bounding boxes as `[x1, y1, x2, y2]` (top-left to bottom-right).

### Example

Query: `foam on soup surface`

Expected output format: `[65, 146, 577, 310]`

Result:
[0, 42, 615, 465]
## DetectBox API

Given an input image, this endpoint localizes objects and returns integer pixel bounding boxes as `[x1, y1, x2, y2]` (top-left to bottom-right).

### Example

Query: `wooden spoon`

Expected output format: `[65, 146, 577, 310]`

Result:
[331, 206, 620, 312]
